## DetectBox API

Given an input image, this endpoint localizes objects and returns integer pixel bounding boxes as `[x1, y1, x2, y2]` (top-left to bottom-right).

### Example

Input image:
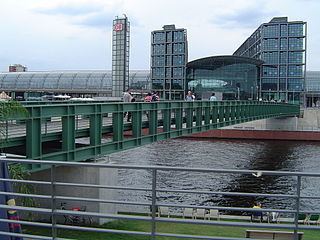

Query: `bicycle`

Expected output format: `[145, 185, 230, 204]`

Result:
[58, 202, 93, 225]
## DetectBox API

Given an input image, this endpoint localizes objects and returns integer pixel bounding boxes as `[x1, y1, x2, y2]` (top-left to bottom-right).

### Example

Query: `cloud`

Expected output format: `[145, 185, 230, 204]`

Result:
[74, 12, 115, 28]
[34, 2, 119, 29]
[36, 3, 102, 16]
[212, 5, 279, 29]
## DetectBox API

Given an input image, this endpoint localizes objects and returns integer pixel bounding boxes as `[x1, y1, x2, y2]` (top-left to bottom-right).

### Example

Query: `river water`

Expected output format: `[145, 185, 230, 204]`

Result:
[109, 138, 320, 213]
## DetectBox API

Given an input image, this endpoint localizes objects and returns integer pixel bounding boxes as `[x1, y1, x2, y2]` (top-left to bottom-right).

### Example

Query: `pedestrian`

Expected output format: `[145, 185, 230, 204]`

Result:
[209, 92, 217, 101]
[144, 92, 152, 119]
[127, 97, 135, 122]
[123, 89, 133, 120]
[152, 91, 160, 102]
[185, 91, 195, 101]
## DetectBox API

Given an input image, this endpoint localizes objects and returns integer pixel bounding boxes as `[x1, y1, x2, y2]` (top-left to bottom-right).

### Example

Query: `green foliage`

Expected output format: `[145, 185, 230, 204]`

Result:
[0, 100, 28, 121]
[0, 100, 35, 217]
[8, 163, 36, 209]
[0, 100, 28, 145]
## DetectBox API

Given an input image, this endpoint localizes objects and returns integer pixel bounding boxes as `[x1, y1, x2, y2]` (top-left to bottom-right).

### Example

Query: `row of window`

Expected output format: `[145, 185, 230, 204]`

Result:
[263, 23, 304, 38]
[262, 65, 303, 77]
[262, 51, 304, 64]
[152, 67, 185, 78]
[152, 55, 185, 66]
[152, 43, 186, 55]
[152, 79, 184, 90]
[261, 78, 303, 91]
[153, 31, 185, 43]
[262, 38, 304, 51]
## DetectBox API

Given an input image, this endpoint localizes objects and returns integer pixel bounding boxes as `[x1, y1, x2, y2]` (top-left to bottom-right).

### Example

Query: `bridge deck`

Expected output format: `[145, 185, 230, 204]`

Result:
[0, 100, 299, 171]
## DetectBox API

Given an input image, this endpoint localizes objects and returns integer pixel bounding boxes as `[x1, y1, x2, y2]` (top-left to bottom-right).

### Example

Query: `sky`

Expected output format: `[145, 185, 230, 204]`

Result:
[0, 0, 319, 71]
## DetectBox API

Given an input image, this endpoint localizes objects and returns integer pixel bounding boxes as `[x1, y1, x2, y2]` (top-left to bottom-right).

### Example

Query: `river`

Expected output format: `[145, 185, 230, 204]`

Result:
[109, 138, 320, 213]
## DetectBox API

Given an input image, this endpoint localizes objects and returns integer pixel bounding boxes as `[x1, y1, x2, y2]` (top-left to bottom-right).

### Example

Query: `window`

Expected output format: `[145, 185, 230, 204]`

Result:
[288, 52, 303, 64]
[289, 38, 303, 50]
[261, 78, 277, 90]
[263, 25, 279, 38]
[280, 38, 288, 50]
[288, 65, 302, 77]
[287, 78, 303, 91]
[288, 24, 304, 37]
[262, 52, 278, 64]
[280, 52, 287, 64]
[279, 66, 287, 77]
[262, 66, 278, 77]
[280, 24, 288, 36]
[263, 39, 278, 51]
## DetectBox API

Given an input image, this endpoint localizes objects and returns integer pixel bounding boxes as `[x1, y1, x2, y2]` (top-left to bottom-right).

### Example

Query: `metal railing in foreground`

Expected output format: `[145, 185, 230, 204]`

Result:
[0, 158, 319, 240]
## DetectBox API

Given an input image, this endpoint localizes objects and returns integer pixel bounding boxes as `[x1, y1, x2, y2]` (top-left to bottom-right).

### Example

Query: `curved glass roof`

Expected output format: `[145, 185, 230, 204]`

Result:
[0, 70, 150, 92]
[187, 55, 263, 69]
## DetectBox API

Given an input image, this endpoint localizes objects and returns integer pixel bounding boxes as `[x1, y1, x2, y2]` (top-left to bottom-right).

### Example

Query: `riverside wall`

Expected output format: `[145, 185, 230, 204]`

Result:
[191, 108, 320, 141]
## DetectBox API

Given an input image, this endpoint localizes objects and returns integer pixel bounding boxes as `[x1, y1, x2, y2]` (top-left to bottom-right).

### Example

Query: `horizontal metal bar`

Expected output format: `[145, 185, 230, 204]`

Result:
[0, 217, 52, 228]
[55, 182, 152, 192]
[55, 195, 150, 206]
[1, 158, 319, 177]
[0, 191, 51, 200]
[56, 224, 151, 236]
[0, 177, 51, 185]
[0, 231, 52, 240]
[0, 204, 51, 214]
[156, 188, 297, 199]
[156, 231, 256, 240]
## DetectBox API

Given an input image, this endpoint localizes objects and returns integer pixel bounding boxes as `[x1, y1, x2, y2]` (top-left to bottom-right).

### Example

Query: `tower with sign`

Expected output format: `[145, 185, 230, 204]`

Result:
[112, 15, 130, 97]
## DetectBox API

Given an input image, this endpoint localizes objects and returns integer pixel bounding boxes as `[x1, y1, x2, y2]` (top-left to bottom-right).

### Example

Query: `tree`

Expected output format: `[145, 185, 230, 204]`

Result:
[0, 99, 29, 239]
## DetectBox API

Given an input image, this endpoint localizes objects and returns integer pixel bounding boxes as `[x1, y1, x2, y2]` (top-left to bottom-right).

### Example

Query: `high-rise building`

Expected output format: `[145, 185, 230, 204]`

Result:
[112, 15, 130, 97]
[233, 17, 306, 104]
[151, 25, 188, 100]
[9, 64, 27, 72]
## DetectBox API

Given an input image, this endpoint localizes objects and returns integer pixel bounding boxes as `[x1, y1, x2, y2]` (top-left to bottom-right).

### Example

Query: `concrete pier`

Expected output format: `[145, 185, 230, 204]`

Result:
[28, 159, 118, 224]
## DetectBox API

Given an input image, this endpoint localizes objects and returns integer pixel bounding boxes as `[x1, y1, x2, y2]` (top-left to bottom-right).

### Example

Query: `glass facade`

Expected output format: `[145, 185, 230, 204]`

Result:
[112, 16, 130, 97]
[151, 25, 188, 100]
[233, 17, 306, 104]
[305, 71, 320, 107]
[0, 70, 150, 99]
[186, 56, 262, 100]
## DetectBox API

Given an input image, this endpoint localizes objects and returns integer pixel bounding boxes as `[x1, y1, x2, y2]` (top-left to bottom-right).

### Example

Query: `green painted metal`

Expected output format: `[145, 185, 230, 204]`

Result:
[2, 100, 299, 172]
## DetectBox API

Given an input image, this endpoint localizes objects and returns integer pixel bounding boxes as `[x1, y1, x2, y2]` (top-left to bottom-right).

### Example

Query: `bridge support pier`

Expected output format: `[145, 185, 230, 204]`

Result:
[29, 159, 118, 225]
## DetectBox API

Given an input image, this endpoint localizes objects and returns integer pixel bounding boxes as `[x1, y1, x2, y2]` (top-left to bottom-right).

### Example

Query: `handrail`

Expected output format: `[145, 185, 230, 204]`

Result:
[0, 157, 319, 240]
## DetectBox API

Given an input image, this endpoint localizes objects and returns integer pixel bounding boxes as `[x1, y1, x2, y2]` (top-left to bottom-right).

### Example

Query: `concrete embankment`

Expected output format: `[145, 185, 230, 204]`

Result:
[191, 108, 320, 141]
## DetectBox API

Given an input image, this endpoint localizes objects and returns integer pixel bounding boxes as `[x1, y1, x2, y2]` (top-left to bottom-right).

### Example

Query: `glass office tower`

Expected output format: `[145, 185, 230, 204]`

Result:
[233, 17, 306, 104]
[112, 15, 130, 97]
[151, 25, 188, 100]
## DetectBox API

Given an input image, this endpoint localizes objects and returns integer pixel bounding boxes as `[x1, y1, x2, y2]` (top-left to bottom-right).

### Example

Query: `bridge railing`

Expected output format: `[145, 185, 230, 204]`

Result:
[1, 101, 299, 171]
[0, 157, 319, 240]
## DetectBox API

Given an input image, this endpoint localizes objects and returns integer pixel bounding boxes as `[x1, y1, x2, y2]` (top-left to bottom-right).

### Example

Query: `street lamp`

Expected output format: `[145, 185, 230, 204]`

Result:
[237, 87, 240, 100]
[256, 85, 259, 100]
[268, 89, 271, 101]
[251, 86, 253, 100]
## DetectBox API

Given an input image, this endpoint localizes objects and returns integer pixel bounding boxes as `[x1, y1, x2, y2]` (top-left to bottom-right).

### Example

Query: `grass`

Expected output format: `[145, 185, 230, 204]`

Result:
[23, 219, 320, 239]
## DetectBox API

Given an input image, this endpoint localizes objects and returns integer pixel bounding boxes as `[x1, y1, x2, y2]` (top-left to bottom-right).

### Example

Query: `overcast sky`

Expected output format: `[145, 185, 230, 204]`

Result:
[0, 0, 319, 71]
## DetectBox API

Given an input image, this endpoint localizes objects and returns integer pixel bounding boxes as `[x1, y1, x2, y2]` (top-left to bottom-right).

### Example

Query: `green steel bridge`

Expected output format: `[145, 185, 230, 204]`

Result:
[1, 100, 299, 172]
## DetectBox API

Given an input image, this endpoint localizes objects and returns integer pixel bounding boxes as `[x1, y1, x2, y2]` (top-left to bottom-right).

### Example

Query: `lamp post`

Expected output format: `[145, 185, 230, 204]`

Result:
[251, 86, 253, 100]
[268, 89, 271, 101]
[256, 85, 259, 100]
[237, 87, 240, 100]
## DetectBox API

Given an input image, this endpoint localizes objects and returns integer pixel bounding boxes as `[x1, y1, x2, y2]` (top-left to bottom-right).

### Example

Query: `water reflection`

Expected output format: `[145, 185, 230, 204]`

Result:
[110, 138, 320, 213]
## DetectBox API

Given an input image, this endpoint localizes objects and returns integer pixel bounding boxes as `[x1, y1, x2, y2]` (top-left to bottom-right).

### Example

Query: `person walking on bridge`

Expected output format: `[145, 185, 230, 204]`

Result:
[123, 89, 133, 121]
[185, 91, 195, 101]
[209, 92, 217, 101]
